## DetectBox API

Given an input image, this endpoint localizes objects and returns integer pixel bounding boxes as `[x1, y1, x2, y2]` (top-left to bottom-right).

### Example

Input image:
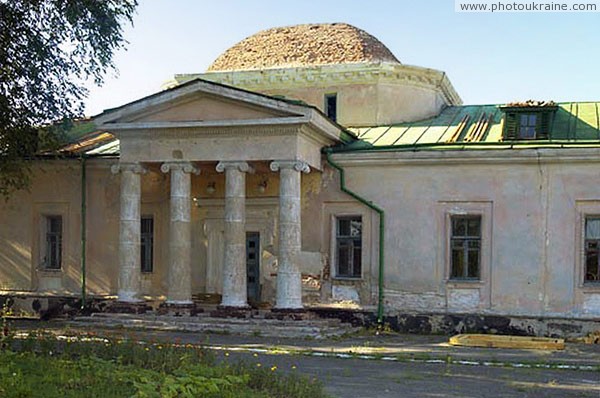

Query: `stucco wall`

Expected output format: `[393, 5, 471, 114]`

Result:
[0, 159, 359, 305]
[0, 160, 109, 295]
[3, 149, 599, 319]
[194, 62, 461, 127]
[333, 148, 600, 318]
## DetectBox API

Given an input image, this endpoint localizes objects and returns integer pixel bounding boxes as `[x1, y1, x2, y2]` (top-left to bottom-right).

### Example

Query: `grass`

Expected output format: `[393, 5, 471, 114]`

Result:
[0, 328, 330, 398]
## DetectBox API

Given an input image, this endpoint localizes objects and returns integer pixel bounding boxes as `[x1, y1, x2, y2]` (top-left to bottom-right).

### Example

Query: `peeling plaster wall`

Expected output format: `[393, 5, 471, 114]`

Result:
[4, 149, 600, 321]
[196, 63, 461, 127]
[334, 150, 600, 318]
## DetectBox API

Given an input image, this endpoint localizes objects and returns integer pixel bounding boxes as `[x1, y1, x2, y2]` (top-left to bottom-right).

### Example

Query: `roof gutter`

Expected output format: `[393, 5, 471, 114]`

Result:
[324, 149, 386, 325]
[328, 139, 600, 154]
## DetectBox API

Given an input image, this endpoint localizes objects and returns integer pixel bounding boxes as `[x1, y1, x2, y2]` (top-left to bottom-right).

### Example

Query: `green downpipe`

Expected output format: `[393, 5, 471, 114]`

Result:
[80, 155, 87, 309]
[324, 150, 386, 324]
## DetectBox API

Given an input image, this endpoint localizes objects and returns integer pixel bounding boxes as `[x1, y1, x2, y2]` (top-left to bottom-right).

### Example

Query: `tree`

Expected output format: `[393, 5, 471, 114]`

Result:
[0, 0, 137, 197]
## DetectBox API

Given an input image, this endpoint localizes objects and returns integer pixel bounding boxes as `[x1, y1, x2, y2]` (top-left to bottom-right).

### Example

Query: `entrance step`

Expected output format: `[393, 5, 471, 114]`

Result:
[69, 313, 359, 339]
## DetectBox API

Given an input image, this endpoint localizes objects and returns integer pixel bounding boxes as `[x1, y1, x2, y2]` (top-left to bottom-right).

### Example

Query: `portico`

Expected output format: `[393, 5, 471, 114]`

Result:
[95, 78, 346, 309]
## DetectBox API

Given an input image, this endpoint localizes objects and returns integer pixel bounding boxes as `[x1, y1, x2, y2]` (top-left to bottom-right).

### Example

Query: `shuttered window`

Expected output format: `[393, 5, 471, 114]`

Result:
[502, 109, 554, 140]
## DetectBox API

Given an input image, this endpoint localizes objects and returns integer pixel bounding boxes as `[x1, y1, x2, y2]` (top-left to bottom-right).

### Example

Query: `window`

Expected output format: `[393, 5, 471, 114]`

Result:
[500, 104, 557, 140]
[141, 216, 154, 273]
[450, 215, 481, 280]
[325, 93, 337, 122]
[519, 113, 537, 139]
[44, 215, 62, 270]
[336, 216, 361, 278]
[584, 217, 600, 283]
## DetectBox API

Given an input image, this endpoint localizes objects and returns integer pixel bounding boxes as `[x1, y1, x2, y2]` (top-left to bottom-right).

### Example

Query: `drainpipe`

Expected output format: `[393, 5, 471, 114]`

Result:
[80, 155, 87, 309]
[324, 150, 386, 325]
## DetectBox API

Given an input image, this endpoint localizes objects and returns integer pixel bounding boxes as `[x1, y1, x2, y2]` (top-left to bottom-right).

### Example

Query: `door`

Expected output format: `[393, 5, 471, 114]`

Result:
[246, 232, 260, 305]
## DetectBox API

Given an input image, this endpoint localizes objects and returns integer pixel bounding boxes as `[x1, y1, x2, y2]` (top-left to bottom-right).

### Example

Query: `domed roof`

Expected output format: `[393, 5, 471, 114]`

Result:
[207, 23, 400, 72]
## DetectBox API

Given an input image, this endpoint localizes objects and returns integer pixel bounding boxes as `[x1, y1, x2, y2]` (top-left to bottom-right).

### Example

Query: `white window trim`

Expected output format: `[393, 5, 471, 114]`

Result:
[34, 203, 69, 274]
[437, 201, 492, 306]
[326, 205, 374, 281]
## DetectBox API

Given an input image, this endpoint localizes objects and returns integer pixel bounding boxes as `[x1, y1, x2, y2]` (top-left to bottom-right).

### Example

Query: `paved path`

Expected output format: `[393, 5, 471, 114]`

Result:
[222, 350, 599, 398]
[12, 321, 600, 397]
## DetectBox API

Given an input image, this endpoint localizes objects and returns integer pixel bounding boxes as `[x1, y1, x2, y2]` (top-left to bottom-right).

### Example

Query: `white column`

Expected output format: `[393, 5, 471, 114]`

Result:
[161, 161, 199, 305]
[216, 161, 253, 308]
[111, 162, 147, 302]
[270, 160, 310, 309]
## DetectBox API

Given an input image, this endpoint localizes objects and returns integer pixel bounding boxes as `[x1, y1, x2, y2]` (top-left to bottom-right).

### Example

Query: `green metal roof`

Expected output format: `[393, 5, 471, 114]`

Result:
[345, 102, 600, 151]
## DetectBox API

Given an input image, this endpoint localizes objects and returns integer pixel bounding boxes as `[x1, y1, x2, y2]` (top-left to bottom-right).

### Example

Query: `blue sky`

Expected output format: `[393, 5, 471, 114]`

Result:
[84, 0, 600, 115]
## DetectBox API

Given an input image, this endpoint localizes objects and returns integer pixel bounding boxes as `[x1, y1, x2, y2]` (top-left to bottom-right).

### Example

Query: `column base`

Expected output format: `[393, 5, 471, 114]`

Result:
[104, 301, 150, 314]
[211, 305, 252, 319]
[267, 307, 311, 321]
[117, 290, 142, 303]
[157, 302, 202, 317]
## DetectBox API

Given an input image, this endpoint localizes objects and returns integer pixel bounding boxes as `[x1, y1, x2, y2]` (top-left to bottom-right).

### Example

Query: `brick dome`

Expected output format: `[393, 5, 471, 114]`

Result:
[207, 23, 400, 72]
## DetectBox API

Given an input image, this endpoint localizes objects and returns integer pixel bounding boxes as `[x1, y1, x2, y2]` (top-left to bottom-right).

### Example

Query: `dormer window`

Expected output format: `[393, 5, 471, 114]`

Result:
[518, 113, 537, 139]
[500, 100, 557, 141]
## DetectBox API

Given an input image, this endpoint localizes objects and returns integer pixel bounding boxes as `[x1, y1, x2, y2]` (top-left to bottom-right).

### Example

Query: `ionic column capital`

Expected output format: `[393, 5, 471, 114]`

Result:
[269, 160, 310, 174]
[160, 161, 200, 175]
[216, 161, 254, 173]
[111, 162, 147, 175]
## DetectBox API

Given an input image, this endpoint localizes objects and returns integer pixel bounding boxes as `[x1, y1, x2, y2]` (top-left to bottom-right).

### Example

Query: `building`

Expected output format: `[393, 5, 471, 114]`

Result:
[1, 23, 599, 335]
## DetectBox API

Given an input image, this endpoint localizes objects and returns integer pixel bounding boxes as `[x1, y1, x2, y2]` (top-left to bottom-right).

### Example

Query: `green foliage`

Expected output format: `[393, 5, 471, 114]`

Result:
[0, 0, 137, 197]
[0, 332, 330, 398]
[132, 369, 250, 398]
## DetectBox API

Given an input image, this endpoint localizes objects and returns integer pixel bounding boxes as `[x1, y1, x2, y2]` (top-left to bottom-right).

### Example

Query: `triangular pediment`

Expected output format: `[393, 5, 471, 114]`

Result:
[124, 93, 297, 123]
[93, 78, 349, 170]
[94, 78, 309, 127]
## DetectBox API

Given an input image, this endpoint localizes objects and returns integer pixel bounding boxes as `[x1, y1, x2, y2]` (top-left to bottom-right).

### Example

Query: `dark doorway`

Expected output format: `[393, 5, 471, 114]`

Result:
[246, 232, 260, 305]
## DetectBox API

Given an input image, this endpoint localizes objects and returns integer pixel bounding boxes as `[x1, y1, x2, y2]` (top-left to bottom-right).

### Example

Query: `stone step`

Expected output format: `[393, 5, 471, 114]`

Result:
[70, 314, 357, 339]
[87, 312, 346, 327]
[83, 314, 349, 330]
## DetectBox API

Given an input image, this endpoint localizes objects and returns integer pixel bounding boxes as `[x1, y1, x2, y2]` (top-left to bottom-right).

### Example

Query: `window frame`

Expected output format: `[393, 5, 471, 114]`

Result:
[500, 106, 557, 141]
[43, 215, 63, 270]
[438, 201, 492, 292]
[140, 215, 154, 273]
[583, 216, 600, 285]
[575, 203, 600, 293]
[324, 93, 338, 123]
[334, 215, 363, 279]
[518, 113, 538, 139]
[449, 215, 482, 281]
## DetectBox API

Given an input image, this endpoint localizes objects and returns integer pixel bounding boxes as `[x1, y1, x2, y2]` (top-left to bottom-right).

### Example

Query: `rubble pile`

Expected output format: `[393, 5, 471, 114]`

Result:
[208, 23, 400, 72]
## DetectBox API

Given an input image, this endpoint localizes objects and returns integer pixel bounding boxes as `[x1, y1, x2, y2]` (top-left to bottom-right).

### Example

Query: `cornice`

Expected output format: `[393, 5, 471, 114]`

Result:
[115, 124, 302, 139]
[103, 116, 309, 131]
[330, 147, 600, 166]
[176, 62, 462, 106]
